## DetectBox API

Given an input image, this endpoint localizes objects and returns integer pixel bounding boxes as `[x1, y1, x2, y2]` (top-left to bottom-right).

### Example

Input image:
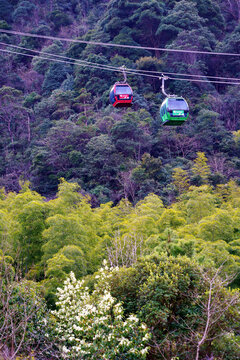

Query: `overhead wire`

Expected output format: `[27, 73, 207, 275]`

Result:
[127, 68, 240, 82]
[0, 47, 165, 80]
[0, 41, 121, 72]
[0, 28, 240, 57]
[1, 41, 240, 83]
[0, 48, 130, 75]
[1, 45, 240, 86]
[167, 76, 240, 85]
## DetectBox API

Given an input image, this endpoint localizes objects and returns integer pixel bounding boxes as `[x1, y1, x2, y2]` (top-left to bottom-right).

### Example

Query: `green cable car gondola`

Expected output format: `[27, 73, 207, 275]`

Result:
[160, 97, 189, 126]
[159, 75, 189, 126]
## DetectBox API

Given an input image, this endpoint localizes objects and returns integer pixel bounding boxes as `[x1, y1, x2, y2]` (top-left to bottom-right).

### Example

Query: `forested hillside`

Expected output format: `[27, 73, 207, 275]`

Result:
[0, 0, 239, 204]
[1, 179, 240, 359]
[1, 1, 240, 359]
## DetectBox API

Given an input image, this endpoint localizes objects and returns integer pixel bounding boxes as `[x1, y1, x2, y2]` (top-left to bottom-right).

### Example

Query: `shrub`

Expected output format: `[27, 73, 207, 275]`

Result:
[52, 262, 150, 359]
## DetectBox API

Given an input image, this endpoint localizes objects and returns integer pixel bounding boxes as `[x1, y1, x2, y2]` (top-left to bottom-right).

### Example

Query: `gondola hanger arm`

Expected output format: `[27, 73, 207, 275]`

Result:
[120, 65, 127, 83]
[160, 74, 176, 98]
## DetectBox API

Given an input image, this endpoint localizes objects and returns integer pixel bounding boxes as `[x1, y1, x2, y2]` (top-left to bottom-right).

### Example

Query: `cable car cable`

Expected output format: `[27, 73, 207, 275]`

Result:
[0, 42, 166, 78]
[0, 46, 166, 79]
[0, 47, 133, 75]
[125, 68, 240, 82]
[0, 41, 120, 72]
[0, 47, 170, 79]
[167, 75, 240, 85]
[1, 29, 240, 58]
[1, 41, 240, 83]
[1, 47, 240, 86]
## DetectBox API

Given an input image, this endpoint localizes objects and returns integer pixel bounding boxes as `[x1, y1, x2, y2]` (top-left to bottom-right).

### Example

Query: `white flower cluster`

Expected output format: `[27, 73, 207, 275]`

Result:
[52, 265, 150, 359]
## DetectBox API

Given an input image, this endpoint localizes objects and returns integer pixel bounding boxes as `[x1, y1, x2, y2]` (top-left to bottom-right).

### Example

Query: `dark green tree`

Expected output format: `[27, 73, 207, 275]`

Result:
[49, 10, 72, 31]
[156, 0, 205, 43]
[42, 63, 72, 96]
[130, 0, 165, 51]
[108, 255, 240, 360]
[0, 0, 13, 22]
[12, 1, 36, 25]
[81, 134, 120, 191]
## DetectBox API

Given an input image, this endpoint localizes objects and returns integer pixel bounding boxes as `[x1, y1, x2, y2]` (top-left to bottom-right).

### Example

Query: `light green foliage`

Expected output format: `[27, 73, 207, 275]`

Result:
[42, 179, 103, 282]
[0, 176, 239, 358]
[0, 209, 14, 253]
[44, 244, 87, 305]
[0, 178, 240, 312]
[227, 180, 240, 208]
[153, 235, 196, 258]
[52, 264, 150, 359]
[196, 240, 239, 272]
[0, 185, 47, 270]
[233, 129, 240, 145]
[127, 193, 164, 237]
[136, 56, 163, 71]
[191, 152, 211, 184]
[214, 181, 240, 208]
[50, 178, 85, 213]
[46, 245, 86, 280]
[198, 209, 234, 242]
[42, 213, 87, 262]
[232, 208, 240, 238]
[212, 332, 240, 360]
[157, 208, 186, 232]
[8, 189, 43, 214]
[0, 249, 14, 279]
[93, 201, 114, 238]
[103, 194, 164, 266]
[185, 186, 216, 223]
[15, 200, 49, 269]
[177, 223, 199, 239]
[107, 198, 133, 233]
[172, 167, 190, 194]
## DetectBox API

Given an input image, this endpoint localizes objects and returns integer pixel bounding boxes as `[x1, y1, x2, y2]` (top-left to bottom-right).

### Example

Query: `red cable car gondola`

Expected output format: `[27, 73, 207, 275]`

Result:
[109, 83, 133, 108]
[110, 66, 133, 108]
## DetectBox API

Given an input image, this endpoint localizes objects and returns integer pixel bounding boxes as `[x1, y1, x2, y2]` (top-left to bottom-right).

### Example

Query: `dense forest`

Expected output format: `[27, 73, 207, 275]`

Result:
[1, 179, 240, 359]
[0, 0, 240, 359]
[0, 0, 239, 203]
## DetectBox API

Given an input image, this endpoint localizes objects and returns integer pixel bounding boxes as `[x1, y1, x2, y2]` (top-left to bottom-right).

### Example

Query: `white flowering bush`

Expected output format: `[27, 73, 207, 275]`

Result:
[52, 261, 150, 359]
